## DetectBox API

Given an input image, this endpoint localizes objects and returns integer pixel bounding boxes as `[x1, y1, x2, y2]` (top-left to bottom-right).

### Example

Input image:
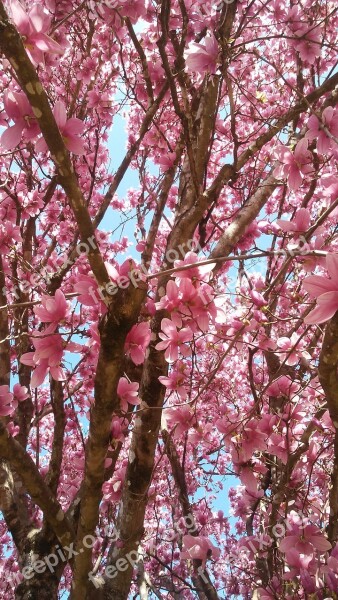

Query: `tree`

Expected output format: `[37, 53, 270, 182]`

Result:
[0, 0, 337, 597]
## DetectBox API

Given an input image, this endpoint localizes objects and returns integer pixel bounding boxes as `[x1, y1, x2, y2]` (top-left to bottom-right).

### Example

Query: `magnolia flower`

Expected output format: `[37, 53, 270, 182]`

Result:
[0, 91, 40, 150]
[277, 208, 311, 233]
[163, 406, 195, 437]
[276, 332, 311, 366]
[181, 535, 220, 567]
[0, 222, 22, 253]
[279, 524, 331, 567]
[117, 377, 140, 413]
[155, 318, 193, 363]
[36, 101, 85, 155]
[173, 252, 215, 281]
[102, 466, 126, 504]
[185, 35, 219, 74]
[20, 329, 80, 387]
[273, 139, 312, 191]
[159, 363, 188, 400]
[13, 383, 29, 402]
[306, 107, 338, 154]
[10, 0, 64, 66]
[0, 386, 16, 417]
[303, 253, 338, 324]
[34, 289, 70, 328]
[124, 322, 151, 365]
[291, 25, 322, 64]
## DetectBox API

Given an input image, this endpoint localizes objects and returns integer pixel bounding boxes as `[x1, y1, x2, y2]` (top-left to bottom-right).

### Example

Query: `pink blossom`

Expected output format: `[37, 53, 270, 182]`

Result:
[74, 274, 103, 308]
[163, 406, 195, 438]
[273, 139, 312, 191]
[102, 466, 126, 504]
[87, 90, 112, 110]
[34, 289, 70, 328]
[0, 90, 40, 150]
[124, 322, 151, 365]
[292, 25, 322, 64]
[36, 101, 85, 155]
[0, 385, 16, 417]
[20, 329, 80, 387]
[13, 383, 29, 402]
[303, 253, 338, 324]
[10, 0, 64, 66]
[276, 332, 311, 366]
[240, 468, 264, 501]
[185, 35, 219, 74]
[156, 151, 177, 172]
[91, 0, 146, 26]
[173, 252, 215, 281]
[111, 417, 126, 444]
[155, 318, 193, 363]
[231, 420, 268, 464]
[266, 375, 298, 397]
[279, 524, 331, 569]
[180, 280, 215, 331]
[181, 535, 220, 566]
[306, 107, 338, 154]
[0, 222, 22, 253]
[159, 363, 188, 399]
[277, 207, 311, 233]
[156, 280, 182, 324]
[117, 377, 140, 413]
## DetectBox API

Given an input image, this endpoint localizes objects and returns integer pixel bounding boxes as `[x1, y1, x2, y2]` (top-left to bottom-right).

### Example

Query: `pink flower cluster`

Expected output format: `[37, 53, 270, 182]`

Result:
[10, 0, 65, 66]
[117, 377, 140, 413]
[0, 383, 28, 417]
[181, 534, 220, 567]
[303, 253, 338, 324]
[273, 139, 312, 191]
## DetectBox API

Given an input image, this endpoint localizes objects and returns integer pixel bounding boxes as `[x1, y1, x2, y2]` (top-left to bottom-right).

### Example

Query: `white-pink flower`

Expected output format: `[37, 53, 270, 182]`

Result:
[185, 35, 219, 74]
[173, 252, 215, 281]
[34, 289, 70, 328]
[273, 139, 312, 191]
[306, 107, 338, 154]
[13, 383, 29, 402]
[277, 208, 311, 233]
[0, 91, 40, 150]
[117, 377, 140, 413]
[102, 466, 126, 503]
[163, 405, 195, 438]
[124, 322, 151, 365]
[303, 253, 338, 324]
[155, 318, 193, 363]
[181, 534, 220, 567]
[279, 524, 331, 568]
[36, 101, 85, 155]
[0, 385, 16, 417]
[10, 0, 65, 66]
[20, 328, 80, 387]
[277, 332, 311, 366]
[0, 222, 22, 253]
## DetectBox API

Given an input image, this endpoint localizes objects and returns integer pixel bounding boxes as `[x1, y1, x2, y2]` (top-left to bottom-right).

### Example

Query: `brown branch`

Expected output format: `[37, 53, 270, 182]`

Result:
[162, 430, 221, 600]
[44, 380, 66, 495]
[0, 420, 74, 547]
[209, 171, 278, 269]
[318, 311, 338, 543]
[70, 282, 147, 599]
